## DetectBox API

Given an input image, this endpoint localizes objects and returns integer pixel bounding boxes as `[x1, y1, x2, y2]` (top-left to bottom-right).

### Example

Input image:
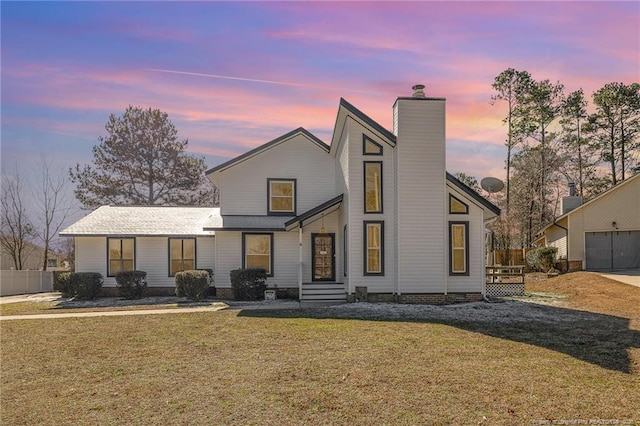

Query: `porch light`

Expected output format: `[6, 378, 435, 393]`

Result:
[320, 214, 327, 236]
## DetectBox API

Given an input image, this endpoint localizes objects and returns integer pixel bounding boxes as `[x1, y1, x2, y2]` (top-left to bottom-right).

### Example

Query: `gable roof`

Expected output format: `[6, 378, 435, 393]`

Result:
[205, 127, 329, 175]
[330, 98, 397, 151]
[59, 206, 219, 236]
[538, 172, 640, 233]
[285, 194, 343, 230]
[446, 172, 501, 216]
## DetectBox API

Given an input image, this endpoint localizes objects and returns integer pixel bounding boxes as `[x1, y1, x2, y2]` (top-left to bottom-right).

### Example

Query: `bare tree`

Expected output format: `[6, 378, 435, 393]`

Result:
[1, 171, 36, 269]
[33, 157, 75, 271]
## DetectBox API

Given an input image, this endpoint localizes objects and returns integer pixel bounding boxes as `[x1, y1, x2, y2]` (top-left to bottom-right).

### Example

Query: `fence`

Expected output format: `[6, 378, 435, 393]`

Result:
[485, 265, 525, 297]
[492, 249, 526, 266]
[0, 270, 53, 296]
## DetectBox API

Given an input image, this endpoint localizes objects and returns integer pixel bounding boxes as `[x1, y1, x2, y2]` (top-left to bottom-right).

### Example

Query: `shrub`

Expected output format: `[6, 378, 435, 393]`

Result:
[525, 246, 558, 272]
[175, 270, 210, 301]
[230, 268, 267, 301]
[70, 272, 103, 300]
[53, 272, 74, 297]
[115, 270, 148, 299]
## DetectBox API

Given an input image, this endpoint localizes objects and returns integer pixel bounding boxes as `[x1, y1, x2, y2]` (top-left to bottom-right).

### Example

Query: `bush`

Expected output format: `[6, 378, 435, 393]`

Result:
[175, 270, 210, 301]
[526, 246, 558, 272]
[115, 270, 148, 299]
[69, 272, 103, 300]
[230, 268, 267, 301]
[53, 272, 74, 297]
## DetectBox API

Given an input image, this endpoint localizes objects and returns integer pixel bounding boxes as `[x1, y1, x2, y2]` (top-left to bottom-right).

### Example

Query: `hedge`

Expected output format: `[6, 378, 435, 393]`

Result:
[175, 270, 210, 301]
[230, 268, 267, 301]
[525, 246, 558, 272]
[115, 270, 148, 299]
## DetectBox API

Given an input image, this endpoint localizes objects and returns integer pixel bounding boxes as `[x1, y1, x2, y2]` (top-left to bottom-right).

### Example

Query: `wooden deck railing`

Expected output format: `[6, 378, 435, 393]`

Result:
[486, 265, 525, 284]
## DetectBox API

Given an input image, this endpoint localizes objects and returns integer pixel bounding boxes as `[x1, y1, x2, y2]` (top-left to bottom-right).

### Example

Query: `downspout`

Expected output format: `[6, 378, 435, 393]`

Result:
[298, 224, 303, 299]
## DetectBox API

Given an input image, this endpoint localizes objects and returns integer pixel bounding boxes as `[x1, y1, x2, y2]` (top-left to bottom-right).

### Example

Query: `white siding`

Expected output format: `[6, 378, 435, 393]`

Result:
[344, 120, 396, 294]
[394, 98, 447, 293]
[336, 124, 350, 288]
[217, 133, 336, 215]
[445, 187, 485, 293]
[214, 232, 242, 288]
[75, 236, 215, 288]
[75, 237, 112, 286]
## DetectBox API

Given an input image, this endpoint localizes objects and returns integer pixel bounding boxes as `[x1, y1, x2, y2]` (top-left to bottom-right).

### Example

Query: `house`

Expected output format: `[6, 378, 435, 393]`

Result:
[1, 239, 69, 271]
[536, 173, 640, 271]
[61, 85, 500, 302]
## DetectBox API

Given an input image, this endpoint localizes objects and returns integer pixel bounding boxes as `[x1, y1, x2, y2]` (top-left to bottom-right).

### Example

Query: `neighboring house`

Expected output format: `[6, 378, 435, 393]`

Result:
[536, 173, 640, 271]
[61, 85, 500, 302]
[0, 240, 69, 271]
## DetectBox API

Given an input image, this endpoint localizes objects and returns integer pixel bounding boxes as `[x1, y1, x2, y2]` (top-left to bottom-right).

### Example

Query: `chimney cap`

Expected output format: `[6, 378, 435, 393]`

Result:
[412, 84, 426, 98]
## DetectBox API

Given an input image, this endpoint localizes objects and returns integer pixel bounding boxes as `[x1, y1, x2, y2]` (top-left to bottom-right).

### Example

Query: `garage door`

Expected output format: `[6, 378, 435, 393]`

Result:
[585, 230, 640, 270]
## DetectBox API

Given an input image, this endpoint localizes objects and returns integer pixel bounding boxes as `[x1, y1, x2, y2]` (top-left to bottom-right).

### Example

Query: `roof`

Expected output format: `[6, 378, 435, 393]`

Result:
[60, 206, 219, 236]
[205, 127, 329, 175]
[446, 173, 501, 216]
[538, 172, 640, 234]
[204, 215, 290, 231]
[336, 98, 397, 144]
[285, 194, 343, 230]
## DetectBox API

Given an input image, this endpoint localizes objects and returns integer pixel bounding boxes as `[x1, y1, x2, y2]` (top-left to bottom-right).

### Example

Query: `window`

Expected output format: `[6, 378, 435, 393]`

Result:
[364, 221, 384, 275]
[343, 225, 348, 277]
[449, 222, 469, 275]
[268, 179, 296, 215]
[363, 135, 383, 155]
[47, 258, 58, 268]
[449, 194, 469, 214]
[364, 161, 383, 213]
[243, 233, 273, 276]
[108, 238, 134, 276]
[169, 238, 196, 276]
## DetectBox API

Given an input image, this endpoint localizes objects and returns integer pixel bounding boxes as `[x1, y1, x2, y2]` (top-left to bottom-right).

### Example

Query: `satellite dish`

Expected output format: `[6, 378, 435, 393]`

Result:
[481, 177, 504, 194]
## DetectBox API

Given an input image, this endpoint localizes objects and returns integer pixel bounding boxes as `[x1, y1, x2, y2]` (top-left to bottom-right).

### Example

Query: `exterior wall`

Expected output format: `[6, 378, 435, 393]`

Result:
[216, 133, 336, 216]
[545, 221, 568, 259]
[566, 176, 639, 265]
[75, 236, 215, 288]
[335, 123, 350, 288]
[445, 186, 486, 294]
[214, 211, 341, 290]
[343, 119, 396, 294]
[394, 98, 446, 293]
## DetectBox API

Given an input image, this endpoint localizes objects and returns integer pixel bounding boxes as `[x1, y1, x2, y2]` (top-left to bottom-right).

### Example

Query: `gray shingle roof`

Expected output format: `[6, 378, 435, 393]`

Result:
[60, 206, 220, 236]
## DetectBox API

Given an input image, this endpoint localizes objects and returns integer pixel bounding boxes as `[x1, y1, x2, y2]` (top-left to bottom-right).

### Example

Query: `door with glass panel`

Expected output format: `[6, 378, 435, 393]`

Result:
[312, 233, 335, 281]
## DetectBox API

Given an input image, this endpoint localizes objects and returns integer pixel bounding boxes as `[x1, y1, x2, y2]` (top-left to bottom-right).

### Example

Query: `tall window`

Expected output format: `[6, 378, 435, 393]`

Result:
[268, 179, 296, 215]
[364, 221, 384, 275]
[170, 238, 196, 276]
[108, 238, 134, 276]
[364, 161, 383, 213]
[243, 233, 273, 276]
[449, 222, 469, 275]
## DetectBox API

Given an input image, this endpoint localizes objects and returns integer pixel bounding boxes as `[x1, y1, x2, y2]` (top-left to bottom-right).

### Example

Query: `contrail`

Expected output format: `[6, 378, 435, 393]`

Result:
[146, 68, 370, 93]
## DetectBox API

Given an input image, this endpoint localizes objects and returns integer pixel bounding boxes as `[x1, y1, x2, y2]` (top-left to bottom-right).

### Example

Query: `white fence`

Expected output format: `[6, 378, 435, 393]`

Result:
[0, 270, 53, 296]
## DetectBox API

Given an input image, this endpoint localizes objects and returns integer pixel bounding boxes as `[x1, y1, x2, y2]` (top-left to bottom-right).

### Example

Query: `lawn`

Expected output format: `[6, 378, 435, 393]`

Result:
[1, 272, 639, 425]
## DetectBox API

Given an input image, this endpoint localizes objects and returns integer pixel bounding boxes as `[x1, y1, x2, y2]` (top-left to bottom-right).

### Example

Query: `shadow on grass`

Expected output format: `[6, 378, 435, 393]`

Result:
[237, 301, 640, 374]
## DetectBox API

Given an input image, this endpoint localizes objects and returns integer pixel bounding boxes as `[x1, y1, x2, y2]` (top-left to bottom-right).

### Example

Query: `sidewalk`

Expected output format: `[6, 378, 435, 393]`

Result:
[0, 293, 302, 321]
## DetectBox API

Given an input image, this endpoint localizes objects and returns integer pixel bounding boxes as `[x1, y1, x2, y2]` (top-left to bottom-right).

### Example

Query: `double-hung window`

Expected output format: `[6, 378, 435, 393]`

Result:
[364, 162, 383, 213]
[268, 179, 296, 215]
[364, 221, 384, 275]
[243, 233, 274, 276]
[170, 238, 196, 276]
[108, 238, 135, 276]
[449, 222, 469, 275]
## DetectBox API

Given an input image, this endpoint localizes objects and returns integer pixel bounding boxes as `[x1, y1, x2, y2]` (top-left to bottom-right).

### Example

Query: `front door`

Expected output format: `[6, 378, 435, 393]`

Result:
[312, 233, 335, 281]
